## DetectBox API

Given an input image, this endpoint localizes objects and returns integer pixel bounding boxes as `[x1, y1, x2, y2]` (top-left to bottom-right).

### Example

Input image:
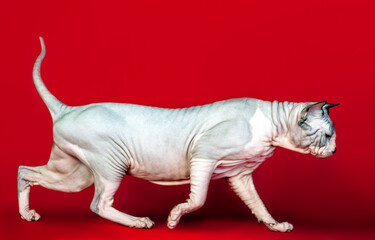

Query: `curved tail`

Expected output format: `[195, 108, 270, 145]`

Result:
[33, 37, 66, 120]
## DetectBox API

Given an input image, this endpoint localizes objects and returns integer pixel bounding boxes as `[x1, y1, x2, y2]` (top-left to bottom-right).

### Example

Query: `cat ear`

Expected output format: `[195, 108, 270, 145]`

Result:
[301, 101, 326, 119]
[323, 103, 340, 114]
[298, 101, 327, 129]
[298, 101, 339, 129]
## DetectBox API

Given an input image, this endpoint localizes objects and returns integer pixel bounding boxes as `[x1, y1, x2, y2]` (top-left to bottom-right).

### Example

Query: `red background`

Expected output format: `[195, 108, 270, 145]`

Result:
[1, 0, 374, 239]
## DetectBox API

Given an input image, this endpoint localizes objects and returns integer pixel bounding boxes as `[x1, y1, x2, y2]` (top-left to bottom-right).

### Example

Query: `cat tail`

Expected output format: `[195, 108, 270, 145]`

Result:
[33, 37, 68, 121]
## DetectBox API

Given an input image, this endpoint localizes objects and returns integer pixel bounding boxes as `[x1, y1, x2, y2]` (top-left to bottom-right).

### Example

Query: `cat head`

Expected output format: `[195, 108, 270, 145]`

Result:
[287, 101, 340, 158]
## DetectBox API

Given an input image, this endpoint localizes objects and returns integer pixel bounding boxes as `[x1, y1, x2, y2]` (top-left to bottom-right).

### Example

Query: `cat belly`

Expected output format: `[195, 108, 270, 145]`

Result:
[127, 156, 190, 182]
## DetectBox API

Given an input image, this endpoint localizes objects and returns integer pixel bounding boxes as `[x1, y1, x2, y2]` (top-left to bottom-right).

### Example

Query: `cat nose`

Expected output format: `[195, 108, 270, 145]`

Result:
[332, 147, 336, 154]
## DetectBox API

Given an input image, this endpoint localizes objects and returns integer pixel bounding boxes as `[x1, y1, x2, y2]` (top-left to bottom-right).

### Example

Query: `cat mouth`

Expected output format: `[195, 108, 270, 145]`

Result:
[309, 147, 332, 158]
[311, 151, 333, 158]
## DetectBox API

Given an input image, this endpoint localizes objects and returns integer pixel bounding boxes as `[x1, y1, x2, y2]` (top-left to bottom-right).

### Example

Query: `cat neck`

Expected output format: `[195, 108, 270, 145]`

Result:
[269, 100, 310, 154]
[270, 100, 295, 147]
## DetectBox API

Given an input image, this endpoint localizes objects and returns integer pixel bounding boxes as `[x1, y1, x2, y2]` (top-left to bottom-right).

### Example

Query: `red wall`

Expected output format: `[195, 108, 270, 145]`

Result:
[1, 0, 374, 230]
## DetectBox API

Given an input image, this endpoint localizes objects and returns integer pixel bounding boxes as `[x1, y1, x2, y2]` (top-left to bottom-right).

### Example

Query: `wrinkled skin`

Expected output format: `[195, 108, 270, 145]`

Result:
[18, 37, 339, 232]
[287, 101, 338, 158]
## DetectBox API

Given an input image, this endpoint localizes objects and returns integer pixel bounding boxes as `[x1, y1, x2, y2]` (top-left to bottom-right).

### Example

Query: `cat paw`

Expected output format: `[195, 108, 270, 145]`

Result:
[266, 221, 293, 232]
[130, 217, 154, 229]
[20, 209, 41, 222]
[167, 205, 183, 229]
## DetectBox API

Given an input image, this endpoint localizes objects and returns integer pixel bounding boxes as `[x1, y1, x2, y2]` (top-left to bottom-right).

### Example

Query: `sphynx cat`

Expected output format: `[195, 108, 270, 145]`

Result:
[18, 37, 339, 232]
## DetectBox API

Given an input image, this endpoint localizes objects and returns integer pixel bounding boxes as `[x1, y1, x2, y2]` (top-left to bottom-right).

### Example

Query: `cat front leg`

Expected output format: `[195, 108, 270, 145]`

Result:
[226, 174, 293, 232]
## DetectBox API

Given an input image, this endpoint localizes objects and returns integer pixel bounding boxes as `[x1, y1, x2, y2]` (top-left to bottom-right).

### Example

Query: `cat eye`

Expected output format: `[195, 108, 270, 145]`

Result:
[325, 134, 331, 140]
